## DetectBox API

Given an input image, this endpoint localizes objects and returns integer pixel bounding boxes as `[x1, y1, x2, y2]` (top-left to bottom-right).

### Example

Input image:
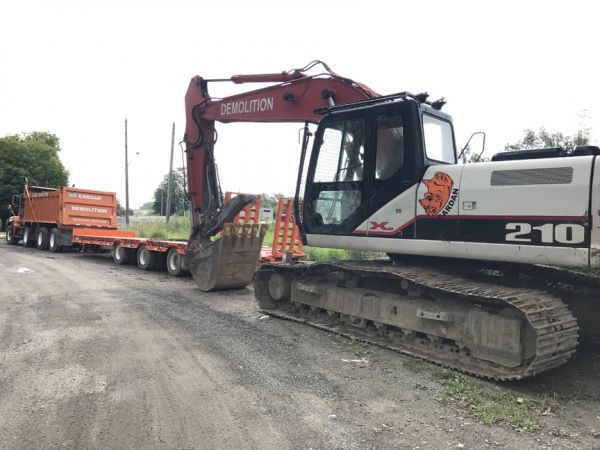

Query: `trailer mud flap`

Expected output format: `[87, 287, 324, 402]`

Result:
[186, 223, 267, 291]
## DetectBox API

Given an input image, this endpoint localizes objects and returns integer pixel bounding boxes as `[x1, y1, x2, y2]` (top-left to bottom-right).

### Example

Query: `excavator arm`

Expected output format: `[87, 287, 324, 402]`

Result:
[183, 61, 379, 239]
[182, 61, 378, 291]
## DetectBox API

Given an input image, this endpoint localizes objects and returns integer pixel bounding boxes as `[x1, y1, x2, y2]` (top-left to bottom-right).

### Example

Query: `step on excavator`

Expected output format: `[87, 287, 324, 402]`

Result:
[183, 61, 600, 379]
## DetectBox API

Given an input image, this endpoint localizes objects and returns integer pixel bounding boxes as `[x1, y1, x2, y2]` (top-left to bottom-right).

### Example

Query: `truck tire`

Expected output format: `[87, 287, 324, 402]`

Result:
[37, 227, 50, 250]
[5, 226, 19, 245]
[137, 245, 157, 270]
[22, 227, 36, 247]
[49, 229, 63, 253]
[112, 243, 133, 265]
[166, 247, 185, 276]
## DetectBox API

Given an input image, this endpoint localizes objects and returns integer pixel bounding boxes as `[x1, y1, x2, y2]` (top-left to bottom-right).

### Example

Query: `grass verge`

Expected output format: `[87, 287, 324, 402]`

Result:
[125, 216, 190, 241]
[430, 368, 559, 432]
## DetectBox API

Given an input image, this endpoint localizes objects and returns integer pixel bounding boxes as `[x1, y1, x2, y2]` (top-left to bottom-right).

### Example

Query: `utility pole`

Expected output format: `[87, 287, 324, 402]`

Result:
[165, 122, 175, 223]
[125, 119, 130, 225]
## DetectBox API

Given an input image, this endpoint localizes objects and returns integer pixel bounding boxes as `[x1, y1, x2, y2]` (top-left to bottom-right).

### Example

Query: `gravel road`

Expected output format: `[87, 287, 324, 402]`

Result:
[1, 241, 599, 449]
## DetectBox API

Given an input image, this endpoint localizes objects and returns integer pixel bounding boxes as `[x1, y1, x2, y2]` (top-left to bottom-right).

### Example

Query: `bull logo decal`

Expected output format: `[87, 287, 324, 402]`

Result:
[419, 171, 455, 216]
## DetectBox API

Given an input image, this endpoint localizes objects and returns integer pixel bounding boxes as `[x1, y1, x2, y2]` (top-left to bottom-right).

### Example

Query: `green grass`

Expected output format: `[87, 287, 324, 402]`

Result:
[125, 216, 190, 241]
[303, 246, 375, 262]
[569, 266, 600, 276]
[430, 368, 559, 432]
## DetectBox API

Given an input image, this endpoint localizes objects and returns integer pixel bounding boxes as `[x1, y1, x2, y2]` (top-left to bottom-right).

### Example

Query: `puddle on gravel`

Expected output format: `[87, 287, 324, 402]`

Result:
[15, 267, 33, 274]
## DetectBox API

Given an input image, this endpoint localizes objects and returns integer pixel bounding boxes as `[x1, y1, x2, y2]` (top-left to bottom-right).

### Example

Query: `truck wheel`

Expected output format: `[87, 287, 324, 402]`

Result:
[5, 226, 19, 245]
[37, 227, 50, 250]
[137, 245, 157, 270]
[112, 243, 132, 265]
[49, 229, 63, 253]
[22, 227, 36, 247]
[166, 248, 185, 276]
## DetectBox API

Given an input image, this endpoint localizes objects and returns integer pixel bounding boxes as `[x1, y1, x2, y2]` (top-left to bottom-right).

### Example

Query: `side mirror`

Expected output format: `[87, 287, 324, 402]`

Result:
[457, 132, 486, 163]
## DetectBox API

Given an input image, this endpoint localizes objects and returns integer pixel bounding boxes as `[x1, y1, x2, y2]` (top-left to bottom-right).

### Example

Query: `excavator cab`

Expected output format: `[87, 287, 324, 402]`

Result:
[299, 93, 456, 241]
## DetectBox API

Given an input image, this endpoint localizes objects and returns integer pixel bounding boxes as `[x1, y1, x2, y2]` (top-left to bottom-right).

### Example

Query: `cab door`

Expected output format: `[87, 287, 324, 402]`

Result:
[303, 117, 370, 236]
[362, 100, 426, 238]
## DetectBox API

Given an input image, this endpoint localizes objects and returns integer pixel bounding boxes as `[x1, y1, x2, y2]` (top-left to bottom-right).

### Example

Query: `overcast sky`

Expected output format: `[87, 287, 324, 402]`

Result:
[0, 0, 597, 208]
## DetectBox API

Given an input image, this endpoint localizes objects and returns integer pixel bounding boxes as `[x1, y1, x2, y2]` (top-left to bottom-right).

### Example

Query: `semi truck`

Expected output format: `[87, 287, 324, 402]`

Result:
[5, 183, 191, 275]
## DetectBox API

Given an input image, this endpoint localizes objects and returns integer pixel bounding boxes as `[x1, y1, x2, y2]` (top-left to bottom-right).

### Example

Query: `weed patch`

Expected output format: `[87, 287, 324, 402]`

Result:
[431, 369, 559, 432]
[126, 216, 191, 240]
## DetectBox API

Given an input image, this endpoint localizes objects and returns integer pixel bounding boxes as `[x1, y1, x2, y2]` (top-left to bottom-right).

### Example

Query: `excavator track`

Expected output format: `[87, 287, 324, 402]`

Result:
[512, 264, 600, 346]
[254, 260, 579, 381]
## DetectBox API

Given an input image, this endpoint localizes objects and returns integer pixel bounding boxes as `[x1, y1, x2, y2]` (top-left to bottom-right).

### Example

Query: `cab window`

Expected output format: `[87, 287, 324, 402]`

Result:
[376, 116, 404, 180]
[314, 120, 365, 182]
[423, 114, 455, 164]
[311, 119, 365, 225]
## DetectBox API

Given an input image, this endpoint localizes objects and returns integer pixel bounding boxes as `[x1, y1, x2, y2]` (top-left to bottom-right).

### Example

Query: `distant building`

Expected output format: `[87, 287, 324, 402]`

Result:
[260, 207, 274, 221]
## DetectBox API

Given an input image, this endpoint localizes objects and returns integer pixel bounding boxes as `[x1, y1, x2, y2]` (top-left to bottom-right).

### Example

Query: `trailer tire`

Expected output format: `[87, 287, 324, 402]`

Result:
[137, 245, 157, 270]
[112, 244, 132, 265]
[22, 227, 36, 247]
[166, 248, 185, 276]
[49, 229, 63, 253]
[6, 226, 19, 245]
[36, 227, 50, 250]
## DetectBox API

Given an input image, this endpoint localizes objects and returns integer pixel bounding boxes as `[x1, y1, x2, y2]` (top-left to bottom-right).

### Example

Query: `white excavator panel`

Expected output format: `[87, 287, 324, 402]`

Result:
[351, 185, 419, 237]
[308, 156, 594, 267]
[459, 156, 592, 218]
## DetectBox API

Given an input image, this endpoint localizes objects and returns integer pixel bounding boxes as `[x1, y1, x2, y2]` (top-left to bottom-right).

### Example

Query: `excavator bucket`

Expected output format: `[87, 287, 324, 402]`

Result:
[186, 223, 267, 291]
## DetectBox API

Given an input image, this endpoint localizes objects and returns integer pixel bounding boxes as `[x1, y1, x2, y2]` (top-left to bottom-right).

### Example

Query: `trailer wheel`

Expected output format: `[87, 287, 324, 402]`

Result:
[112, 243, 132, 265]
[5, 226, 19, 245]
[36, 227, 50, 250]
[166, 248, 186, 276]
[49, 229, 63, 253]
[137, 245, 157, 270]
[22, 227, 36, 247]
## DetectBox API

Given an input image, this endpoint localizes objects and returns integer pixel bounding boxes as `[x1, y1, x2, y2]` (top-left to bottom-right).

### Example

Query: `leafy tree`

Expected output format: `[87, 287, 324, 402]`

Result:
[139, 201, 155, 211]
[459, 145, 489, 164]
[505, 127, 589, 151]
[116, 199, 134, 217]
[153, 168, 189, 215]
[259, 193, 285, 210]
[0, 132, 69, 230]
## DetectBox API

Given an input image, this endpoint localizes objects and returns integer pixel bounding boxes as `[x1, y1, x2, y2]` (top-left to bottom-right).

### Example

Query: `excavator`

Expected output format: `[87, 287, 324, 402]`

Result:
[184, 61, 600, 380]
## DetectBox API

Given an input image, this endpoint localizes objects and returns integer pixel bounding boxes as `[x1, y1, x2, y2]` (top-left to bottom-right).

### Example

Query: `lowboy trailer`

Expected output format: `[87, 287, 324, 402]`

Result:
[5, 184, 191, 276]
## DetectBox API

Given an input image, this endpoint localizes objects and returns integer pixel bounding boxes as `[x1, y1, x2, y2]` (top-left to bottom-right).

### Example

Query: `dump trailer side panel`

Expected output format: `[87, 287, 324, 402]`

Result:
[23, 190, 61, 224]
[60, 188, 117, 229]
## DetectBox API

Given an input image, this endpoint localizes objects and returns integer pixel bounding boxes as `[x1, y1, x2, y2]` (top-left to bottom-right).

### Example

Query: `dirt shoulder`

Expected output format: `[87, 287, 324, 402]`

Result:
[0, 241, 599, 449]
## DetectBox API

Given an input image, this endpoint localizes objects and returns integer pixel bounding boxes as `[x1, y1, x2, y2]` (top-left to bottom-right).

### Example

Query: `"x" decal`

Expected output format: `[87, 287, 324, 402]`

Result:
[369, 221, 389, 230]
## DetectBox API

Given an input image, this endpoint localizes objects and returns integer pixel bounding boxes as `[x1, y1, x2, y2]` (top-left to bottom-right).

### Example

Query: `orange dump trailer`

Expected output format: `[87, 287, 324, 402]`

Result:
[5, 183, 189, 277]
[21, 186, 118, 229]
[6, 184, 129, 251]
